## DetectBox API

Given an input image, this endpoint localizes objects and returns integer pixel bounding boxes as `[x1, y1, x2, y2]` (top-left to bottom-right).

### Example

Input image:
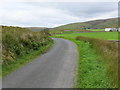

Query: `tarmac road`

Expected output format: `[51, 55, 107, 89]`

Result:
[2, 38, 78, 88]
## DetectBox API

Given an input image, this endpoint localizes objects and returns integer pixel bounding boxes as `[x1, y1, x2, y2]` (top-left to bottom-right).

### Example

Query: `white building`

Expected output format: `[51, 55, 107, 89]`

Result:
[105, 28, 120, 32]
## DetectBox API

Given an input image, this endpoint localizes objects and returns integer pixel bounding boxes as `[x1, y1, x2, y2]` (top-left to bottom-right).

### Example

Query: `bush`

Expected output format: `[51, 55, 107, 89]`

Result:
[2, 26, 53, 65]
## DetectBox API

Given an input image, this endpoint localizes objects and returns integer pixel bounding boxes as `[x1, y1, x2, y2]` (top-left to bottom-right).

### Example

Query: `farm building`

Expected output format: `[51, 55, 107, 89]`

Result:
[105, 28, 120, 32]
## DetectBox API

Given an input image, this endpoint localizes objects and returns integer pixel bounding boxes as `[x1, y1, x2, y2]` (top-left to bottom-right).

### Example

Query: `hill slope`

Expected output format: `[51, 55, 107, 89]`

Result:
[26, 27, 48, 31]
[54, 18, 118, 30]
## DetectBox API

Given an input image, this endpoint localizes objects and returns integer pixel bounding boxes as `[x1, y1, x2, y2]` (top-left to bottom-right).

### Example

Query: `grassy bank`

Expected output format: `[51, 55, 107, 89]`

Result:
[76, 36, 118, 88]
[75, 40, 111, 88]
[2, 42, 53, 76]
[53, 35, 118, 88]
[2, 26, 54, 76]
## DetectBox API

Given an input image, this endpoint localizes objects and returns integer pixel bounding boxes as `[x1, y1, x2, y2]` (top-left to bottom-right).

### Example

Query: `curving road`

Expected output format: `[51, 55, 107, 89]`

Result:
[2, 38, 78, 88]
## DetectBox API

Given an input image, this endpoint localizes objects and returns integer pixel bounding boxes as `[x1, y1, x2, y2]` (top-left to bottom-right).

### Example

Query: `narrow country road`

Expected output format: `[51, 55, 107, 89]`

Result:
[2, 38, 78, 88]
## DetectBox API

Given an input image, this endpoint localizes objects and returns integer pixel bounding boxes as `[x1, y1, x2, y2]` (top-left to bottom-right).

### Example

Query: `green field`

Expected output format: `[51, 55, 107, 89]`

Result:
[88, 29, 104, 31]
[56, 32, 118, 40]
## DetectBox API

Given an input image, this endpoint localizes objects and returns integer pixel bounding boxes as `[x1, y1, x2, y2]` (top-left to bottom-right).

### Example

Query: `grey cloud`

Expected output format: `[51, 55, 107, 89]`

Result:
[1, 2, 118, 27]
[25, 2, 117, 17]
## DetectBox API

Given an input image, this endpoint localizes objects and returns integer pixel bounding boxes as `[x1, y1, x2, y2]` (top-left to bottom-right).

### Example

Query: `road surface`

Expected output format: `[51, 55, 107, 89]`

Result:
[2, 38, 78, 88]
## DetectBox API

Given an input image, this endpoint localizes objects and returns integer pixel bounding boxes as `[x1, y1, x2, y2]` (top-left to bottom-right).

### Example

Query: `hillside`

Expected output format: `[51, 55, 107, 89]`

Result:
[53, 18, 118, 30]
[26, 27, 48, 31]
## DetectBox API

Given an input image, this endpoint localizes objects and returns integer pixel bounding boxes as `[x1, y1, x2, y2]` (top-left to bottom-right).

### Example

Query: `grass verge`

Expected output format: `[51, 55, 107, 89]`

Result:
[53, 36, 118, 88]
[74, 41, 111, 88]
[2, 41, 54, 77]
[76, 36, 118, 88]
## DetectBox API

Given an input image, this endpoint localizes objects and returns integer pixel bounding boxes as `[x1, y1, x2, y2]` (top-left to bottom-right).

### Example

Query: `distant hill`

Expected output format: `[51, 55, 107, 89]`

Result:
[53, 18, 118, 30]
[26, 27, 48, 31]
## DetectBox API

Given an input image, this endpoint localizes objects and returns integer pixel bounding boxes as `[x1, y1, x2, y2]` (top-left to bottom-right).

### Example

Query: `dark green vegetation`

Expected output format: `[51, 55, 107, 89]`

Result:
[53, 18, 118, 30]
[50, 29, 63, 34]
[2, 26, 53, 76]
[53, 32, 118, 88]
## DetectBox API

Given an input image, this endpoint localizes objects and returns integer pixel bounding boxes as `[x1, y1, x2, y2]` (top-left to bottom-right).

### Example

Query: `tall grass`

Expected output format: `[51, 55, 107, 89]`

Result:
[76, 36, 118, 87]
[2, 26, 53, 65]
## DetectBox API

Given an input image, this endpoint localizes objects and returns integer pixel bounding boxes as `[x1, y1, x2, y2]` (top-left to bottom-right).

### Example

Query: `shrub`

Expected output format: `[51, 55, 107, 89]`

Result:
[2, 26, 53, 65]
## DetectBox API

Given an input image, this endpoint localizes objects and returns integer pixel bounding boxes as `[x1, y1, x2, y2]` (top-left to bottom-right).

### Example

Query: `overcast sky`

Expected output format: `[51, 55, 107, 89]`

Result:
[0, 1, 118, 28]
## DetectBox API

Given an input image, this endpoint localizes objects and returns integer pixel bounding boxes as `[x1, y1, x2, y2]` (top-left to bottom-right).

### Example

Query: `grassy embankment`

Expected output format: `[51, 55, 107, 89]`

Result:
[54, 32, 118, 88]
[2, 26, 54, 76]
